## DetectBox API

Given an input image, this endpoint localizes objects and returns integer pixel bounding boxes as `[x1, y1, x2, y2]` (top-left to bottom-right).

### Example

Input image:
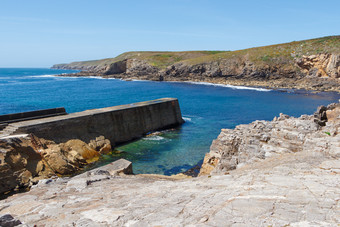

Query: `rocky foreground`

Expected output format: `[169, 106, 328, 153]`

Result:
[0, 102, 340, 226]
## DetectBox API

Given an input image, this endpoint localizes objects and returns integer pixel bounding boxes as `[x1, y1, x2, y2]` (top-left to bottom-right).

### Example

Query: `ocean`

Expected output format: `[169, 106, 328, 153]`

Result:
[1, 68, 339, 175]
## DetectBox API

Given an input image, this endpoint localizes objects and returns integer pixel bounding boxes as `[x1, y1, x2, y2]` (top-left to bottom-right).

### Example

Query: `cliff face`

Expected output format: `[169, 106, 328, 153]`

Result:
[199, 101, 340, 176]
[53, 36, 340, 91]
[297, 53, 340, 78]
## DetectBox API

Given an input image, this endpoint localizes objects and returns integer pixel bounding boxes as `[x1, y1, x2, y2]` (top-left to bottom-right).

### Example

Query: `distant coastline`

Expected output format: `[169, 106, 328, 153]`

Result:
[52, 36, 340, 93]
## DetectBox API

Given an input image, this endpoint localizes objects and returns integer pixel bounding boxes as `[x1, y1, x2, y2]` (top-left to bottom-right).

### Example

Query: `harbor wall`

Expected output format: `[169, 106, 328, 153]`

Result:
[11, 98, 183, 144]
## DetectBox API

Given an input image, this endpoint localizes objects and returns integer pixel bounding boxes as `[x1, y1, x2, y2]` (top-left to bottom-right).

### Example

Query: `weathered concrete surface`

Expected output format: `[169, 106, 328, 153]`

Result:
[0, 151, 339, 226]
[1, 98, 184, 144]
[0, 107, 67, 124]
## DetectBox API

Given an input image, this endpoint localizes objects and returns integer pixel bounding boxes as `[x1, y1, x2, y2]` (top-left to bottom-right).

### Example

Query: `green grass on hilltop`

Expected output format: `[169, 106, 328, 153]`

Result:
[55, 36, 340, 69]
[54, 51, 229, 69]
[184, 35, 340, 66]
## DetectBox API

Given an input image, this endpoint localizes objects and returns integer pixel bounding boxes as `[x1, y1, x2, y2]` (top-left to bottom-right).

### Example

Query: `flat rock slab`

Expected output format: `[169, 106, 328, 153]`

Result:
[0, 151, 339, 226]
[86, 158, 133, 176]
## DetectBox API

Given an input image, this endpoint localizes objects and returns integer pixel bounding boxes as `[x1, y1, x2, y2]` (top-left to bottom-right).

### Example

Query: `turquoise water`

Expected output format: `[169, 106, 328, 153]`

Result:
[1, 68, 339, 175]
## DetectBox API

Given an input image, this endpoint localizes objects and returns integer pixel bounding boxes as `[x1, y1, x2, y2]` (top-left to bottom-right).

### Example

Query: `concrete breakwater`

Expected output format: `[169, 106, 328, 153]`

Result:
[0, 98, 183, 195]
[0, 98, 183, 143]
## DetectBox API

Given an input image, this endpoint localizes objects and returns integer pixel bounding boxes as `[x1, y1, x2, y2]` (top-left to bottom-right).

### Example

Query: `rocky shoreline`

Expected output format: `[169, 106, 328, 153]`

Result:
[0, 99, 339, 225]
[53, 54, 340, 92]
[199, 101, 340, 176]
[53, 36, 340, 92]
[59, 70, 340, 94]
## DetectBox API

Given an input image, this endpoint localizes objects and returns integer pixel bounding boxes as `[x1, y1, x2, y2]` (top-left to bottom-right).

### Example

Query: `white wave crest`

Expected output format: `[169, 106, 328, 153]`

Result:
[27, 74, 57, 78]
[130, 79, 148, 82]
[185, 81, 271, 92]
[182, 117, 192, 122]
[143, 135, 166, 141]
[84, 76, 105, 79]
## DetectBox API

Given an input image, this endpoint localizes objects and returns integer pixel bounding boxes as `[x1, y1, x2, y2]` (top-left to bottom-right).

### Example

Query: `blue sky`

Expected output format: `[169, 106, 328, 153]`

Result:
[1, 0, 339, 67]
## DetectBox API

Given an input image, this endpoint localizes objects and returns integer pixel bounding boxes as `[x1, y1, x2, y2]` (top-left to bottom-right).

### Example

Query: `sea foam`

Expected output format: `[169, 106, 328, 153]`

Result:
[182, 117, 192, 122]
[185, 81, 271, 92]
[27, 75, 57, 78]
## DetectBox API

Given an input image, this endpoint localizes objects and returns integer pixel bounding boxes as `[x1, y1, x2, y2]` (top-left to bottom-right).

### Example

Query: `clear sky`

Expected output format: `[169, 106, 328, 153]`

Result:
[1, 0, 339, 67]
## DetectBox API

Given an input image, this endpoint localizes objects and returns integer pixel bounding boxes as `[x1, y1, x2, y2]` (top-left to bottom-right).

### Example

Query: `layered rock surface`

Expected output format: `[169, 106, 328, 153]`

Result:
[0, 147, 339, 226]
[0, 102, 339, 226]
[200, 102, 340, 175]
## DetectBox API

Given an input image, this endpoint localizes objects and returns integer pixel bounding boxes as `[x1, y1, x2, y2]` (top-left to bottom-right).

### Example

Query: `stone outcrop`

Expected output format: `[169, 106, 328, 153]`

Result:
[0, 147, 339, 226]
[296, 53, 340, 78]
[58, 53, 340, 92]
[200, 101, 340, 176]
[0, 134, 113, 195]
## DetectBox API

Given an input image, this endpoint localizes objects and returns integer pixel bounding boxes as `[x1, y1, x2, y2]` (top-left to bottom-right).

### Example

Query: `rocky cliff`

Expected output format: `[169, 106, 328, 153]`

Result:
[53, 36, 340, 92]
[199, 101, 340, 176]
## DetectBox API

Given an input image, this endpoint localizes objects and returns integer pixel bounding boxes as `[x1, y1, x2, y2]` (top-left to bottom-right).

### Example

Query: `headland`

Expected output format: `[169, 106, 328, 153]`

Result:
[53, 36, 340, 92]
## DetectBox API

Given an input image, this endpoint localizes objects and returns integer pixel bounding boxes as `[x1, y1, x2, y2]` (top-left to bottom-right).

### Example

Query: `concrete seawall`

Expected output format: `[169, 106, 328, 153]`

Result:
[3, 98, 184, 144]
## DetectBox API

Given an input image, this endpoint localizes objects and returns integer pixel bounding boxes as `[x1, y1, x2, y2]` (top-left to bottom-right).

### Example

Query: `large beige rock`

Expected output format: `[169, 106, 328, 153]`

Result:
[88, 135, 112, 154]
[61, 139, 99, 163]
[0, 135, 112, 195]
[0, 136, 49, 193]
[42, 144, 78, 175]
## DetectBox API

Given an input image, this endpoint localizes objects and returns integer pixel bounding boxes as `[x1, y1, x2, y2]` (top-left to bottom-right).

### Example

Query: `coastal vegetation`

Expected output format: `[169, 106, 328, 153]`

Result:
[53, 36, 339, 70]
[53, 36, 340, 92]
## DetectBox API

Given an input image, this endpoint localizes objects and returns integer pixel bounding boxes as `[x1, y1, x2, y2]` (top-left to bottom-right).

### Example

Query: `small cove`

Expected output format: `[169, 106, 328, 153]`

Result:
[1, 68, 340, 175]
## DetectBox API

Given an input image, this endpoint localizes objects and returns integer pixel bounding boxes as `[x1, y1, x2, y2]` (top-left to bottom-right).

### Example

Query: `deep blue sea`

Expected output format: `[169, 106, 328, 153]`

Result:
[1, 68, 339, 175]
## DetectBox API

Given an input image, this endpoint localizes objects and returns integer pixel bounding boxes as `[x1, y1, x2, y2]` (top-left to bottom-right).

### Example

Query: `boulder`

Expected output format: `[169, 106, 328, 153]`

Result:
[0, 214, 21, 227]
[0, 135, 111, 195]
[88, 136, 112, 154]
[61, 139, 100, 163]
